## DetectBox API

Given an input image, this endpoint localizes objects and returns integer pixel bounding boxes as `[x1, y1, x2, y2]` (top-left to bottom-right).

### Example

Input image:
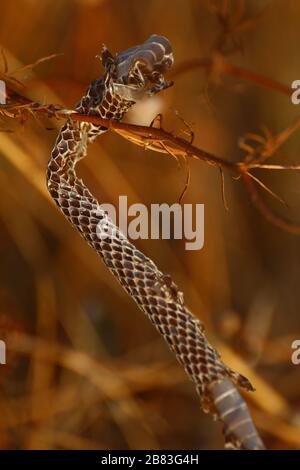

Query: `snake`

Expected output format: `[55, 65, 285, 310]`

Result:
[47, 35, 265, 450]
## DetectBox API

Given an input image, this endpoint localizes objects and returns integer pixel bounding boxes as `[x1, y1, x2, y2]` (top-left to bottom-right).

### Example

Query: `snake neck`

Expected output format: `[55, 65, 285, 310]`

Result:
[76, 74, 136, 121]
[47, 72, 138, 194]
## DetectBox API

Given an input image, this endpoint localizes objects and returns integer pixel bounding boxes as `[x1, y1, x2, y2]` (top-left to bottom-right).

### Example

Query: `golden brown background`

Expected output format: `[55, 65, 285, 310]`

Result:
[0, 0, 300, 450]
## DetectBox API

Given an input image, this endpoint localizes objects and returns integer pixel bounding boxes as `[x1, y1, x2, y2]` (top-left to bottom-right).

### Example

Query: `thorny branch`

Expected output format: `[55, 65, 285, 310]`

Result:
[1, 80, 300, 235]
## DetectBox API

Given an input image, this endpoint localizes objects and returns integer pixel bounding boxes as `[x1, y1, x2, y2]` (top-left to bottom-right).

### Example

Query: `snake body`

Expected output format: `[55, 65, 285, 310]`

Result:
[47, 35, 265, 450]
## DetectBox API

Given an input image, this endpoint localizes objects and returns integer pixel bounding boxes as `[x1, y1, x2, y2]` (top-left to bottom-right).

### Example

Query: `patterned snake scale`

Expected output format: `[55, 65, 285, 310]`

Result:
[47, 35, 265, 450]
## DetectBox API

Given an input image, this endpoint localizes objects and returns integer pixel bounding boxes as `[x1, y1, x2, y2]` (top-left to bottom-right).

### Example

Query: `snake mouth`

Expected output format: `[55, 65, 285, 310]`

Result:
[121, 57, 174, 95]
[101, 34, 174, 98]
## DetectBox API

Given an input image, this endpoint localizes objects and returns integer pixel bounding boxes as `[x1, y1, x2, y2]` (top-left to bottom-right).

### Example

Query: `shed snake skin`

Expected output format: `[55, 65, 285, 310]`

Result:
[47, 35, 265, 450]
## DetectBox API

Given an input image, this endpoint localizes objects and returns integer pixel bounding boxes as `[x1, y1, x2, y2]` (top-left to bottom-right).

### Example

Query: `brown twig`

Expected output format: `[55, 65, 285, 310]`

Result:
[240, 170, 300, 235]
[171, 55, 291, 96]
[1, 63, 300, 236]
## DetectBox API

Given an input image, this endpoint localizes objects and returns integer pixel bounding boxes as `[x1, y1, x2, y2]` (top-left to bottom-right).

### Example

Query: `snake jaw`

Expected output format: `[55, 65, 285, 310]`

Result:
[147, 73, 174, 96]
[123, 59, 173, 96]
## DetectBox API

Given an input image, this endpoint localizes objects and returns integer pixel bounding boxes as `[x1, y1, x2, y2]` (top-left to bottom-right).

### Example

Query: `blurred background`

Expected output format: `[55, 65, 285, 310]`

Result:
[0, 0, 300, 450]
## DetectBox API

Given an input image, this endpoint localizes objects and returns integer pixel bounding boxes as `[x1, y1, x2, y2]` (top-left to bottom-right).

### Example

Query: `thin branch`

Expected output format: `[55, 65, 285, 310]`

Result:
[7, 53, 63, 77]
[245, 171, 288, 207]
[2, 80, 300, 236]
[241, 170, 300, 234]
[171, 56, 291, 96]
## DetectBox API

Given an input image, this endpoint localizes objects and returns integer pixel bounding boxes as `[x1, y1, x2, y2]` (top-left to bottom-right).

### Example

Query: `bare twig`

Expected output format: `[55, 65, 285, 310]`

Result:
[2, 84, 300, 236]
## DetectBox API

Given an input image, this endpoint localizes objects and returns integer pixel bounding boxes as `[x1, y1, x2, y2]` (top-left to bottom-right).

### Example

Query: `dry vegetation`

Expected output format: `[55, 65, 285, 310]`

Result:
[0, 0, 300, 450]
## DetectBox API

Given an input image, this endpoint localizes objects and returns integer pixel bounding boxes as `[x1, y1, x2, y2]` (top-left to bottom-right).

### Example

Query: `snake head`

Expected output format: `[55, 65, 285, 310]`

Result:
[101, 35, 174, 100]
